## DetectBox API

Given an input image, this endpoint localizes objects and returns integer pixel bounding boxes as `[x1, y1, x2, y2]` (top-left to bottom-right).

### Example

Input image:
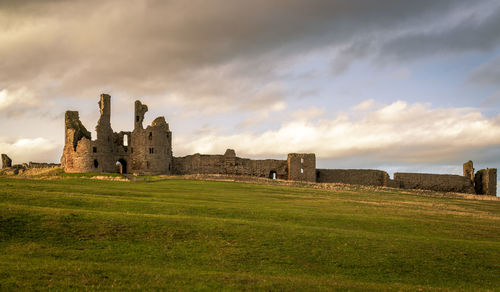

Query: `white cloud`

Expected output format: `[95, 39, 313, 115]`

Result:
[0, 87, 41, 115]
[0, 137, 60, 164]
[352, 99, 375, 111]
[174, 100, 500, 164]
[292, 107, 325, 120]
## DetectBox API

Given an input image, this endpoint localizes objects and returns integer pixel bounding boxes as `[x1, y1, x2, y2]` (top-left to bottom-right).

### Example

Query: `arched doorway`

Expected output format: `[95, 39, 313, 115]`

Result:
[116, 159, 127, 174]
[269, 170, 277, 180]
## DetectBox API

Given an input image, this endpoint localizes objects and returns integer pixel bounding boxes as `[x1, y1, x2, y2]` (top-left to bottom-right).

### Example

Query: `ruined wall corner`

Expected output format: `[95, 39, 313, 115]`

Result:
[1, 154, 12, 169]
[65, 110, 91, 151]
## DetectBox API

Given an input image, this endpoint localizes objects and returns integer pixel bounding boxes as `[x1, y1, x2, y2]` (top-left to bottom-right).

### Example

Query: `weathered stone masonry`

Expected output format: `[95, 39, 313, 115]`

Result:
[2, 154, 12, 169]
[62, 94, 173, 175]
[53, 94, 499, 196]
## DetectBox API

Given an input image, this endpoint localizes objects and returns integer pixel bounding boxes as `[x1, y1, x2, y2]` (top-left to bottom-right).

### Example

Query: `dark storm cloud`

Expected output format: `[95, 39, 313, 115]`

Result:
[379, 2, 500, 61]
[1, 0, 499, 107]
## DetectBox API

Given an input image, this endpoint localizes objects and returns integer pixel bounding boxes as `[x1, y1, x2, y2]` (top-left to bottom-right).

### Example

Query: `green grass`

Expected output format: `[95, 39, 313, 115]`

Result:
[0, 177, 499, 291]
[58, 172, 123, 178]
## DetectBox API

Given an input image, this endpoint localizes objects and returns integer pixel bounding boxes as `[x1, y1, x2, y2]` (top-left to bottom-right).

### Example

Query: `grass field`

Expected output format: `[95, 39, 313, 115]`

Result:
[0, 176, 499, 291]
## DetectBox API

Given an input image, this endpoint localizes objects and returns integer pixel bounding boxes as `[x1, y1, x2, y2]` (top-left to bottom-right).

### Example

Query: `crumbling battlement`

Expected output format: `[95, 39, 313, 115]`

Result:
[28, 162, 60, 168]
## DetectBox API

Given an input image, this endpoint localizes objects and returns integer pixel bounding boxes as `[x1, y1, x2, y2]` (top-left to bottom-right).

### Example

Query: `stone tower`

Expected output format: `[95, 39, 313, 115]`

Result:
[463, 160, 474, 182]
[474, 168, 497, 196]
[287, 153, 316, 182]
[130, 100, 173, 174]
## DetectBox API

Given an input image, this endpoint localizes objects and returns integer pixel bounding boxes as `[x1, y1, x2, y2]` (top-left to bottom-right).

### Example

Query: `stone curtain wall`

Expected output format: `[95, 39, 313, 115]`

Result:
[316, 169, 389, 187]
[173, 150, 287, 179]
[315, 168, 486, 195]
[393, 173, 475, 194]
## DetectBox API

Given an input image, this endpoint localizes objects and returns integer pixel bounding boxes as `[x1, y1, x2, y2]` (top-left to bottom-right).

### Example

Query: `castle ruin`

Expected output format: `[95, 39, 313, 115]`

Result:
[62, 94, 172, 175]
[5, 94, 496, 196]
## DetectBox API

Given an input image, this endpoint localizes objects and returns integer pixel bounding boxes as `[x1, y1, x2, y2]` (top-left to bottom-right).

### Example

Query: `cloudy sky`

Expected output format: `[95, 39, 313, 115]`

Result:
[2, 0, 500, 178]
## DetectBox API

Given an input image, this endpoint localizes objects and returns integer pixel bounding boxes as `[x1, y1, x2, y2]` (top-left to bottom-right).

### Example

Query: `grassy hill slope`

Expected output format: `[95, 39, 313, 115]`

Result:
[0, 177, 499, 291]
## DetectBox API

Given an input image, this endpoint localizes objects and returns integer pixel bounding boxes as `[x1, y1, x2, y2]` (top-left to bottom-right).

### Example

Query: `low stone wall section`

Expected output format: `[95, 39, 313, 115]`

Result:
[316, 169, 389, 187]
[393, 172, 475, 194]
[28, 162, 61, 168]
[173, 153, 288, 179]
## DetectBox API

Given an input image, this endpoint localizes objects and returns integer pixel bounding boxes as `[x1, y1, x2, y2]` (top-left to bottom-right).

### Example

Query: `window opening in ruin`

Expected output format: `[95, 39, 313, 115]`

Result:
[94, 160, 98, 168]
[301, 158, 304, 164]
[131, 147, 133, 153]
[300, 168, 304, 174]
[149, 132, 152, 140]
[116, 159, 127, 174]
[149, 147, 154, 154]
[146, 161, 150, 169]
[124, 146, 128, 152]
[123, 134, 128, 146]
[168, 163, 171, 171]
[269, 170, 277, 180]
[93, 147, 97, 153]
[136, 116, 139, 122]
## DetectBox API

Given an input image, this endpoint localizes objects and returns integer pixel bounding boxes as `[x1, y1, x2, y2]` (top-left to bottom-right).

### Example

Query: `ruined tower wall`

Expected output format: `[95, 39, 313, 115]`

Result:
[474, 169, 497, 196]
[1, 154, 12, 169]
[393, 172, 475, 194]
[93, 94, 117, 173]
[287, 153, 316, 182]
[61, 111, 93, 173]
[316, 169, 390, 187]
[463, 160, 475, 183]
[128, 100, 173, 175]
[63, 136, 94, 173]
[130, 125, 172, 175]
